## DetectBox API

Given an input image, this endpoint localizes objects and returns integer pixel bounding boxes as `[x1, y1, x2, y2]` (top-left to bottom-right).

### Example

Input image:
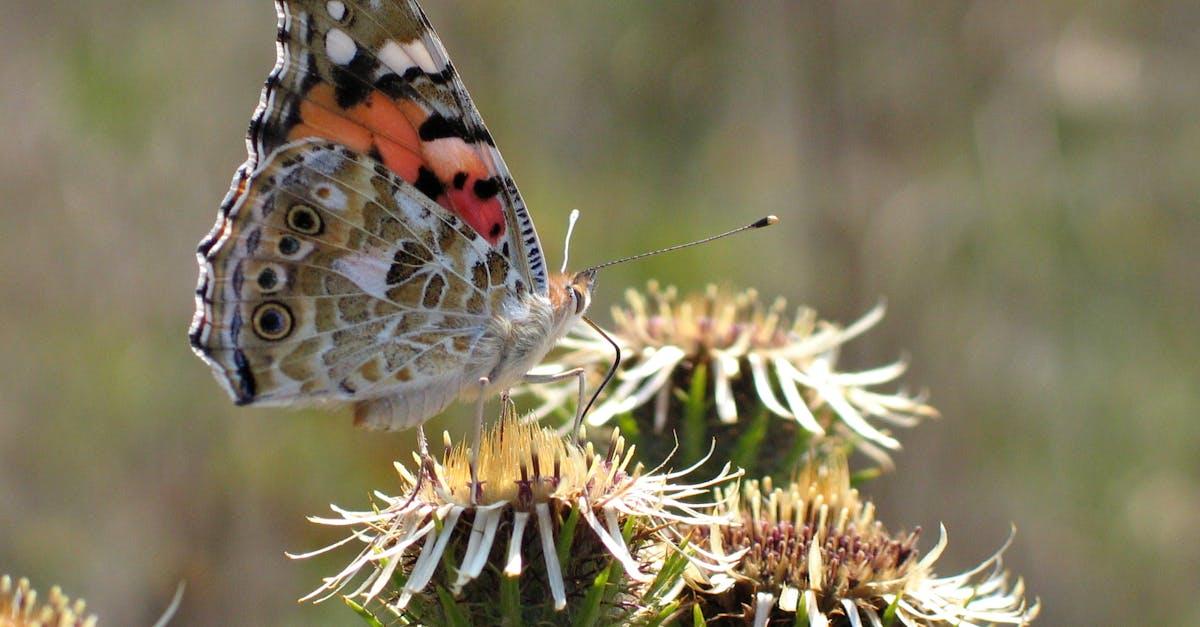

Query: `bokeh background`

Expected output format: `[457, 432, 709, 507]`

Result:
[2, 1, 1197, 624]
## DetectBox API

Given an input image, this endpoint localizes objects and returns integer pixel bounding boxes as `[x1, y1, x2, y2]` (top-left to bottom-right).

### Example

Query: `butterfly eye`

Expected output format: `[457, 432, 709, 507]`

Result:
[287, 204, 323, 235]
[252, 301, 294, 341]
[571, 286, 586, 315]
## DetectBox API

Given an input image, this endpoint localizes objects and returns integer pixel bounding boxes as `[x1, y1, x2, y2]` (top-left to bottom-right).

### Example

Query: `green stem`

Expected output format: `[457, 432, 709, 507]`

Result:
[500, 574, 521, 626]
[682, 362, 708, 463]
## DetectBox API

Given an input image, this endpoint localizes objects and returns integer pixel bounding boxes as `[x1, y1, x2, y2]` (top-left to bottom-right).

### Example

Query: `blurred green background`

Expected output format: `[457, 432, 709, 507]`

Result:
[2, 1, 1197, 624]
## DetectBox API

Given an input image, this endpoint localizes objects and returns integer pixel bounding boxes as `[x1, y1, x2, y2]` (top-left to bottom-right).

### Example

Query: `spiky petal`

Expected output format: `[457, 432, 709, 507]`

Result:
[291, 407, 742, 620]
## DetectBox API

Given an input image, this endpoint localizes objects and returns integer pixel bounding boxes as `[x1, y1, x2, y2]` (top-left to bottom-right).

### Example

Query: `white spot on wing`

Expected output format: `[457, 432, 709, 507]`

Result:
[332, 253, 394, 302]
[303, 148, 342, 175]
[378, 40, 417, 76]
[402, 41, 441, 74]
[325, 0, 345, 20]
[325, 27, 357, 66]
[311, 183, 348, 211]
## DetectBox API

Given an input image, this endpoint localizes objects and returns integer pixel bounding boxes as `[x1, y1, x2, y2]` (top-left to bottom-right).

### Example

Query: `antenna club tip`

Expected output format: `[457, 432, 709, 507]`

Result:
[754, 215, 780, 228]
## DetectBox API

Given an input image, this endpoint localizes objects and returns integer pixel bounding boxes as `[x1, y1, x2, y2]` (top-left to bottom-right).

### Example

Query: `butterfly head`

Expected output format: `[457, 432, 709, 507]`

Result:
[549, 269, 596, 322]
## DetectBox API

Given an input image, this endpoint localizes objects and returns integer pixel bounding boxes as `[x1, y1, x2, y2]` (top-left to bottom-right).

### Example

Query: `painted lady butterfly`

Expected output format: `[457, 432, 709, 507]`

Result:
[190, 0, 596, 431]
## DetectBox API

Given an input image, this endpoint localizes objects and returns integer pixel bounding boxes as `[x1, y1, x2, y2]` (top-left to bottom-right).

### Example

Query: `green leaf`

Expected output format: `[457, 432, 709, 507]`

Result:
[390, 562, 410, 590]
[573, 562, 615, 627]
[644, 541, 690, 604]
[621, 515, 637, 542]
[682, 363, 709, 463]
[850, 466, 883, 486]
[435, 585, 472, 627]
[643, 600, 680, 627]
[730, 408, 770, 475]
[882, 594, 901, 626]
[500, 574, 522, 627]
[555, 506, 581, 568]
[616, 412, 640, 439]
[781, 426, 812, 477]
[343, 596, 385, 627]
[691, 603, 707, 627]
[599, 522, 636, 611]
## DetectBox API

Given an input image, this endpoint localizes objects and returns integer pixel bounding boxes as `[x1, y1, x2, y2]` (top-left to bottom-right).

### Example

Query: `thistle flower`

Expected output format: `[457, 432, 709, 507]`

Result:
[685, 455, 1039, 626]
[0, 575, 96, 627]
[291, 404, 743, 624]
[526, 282, 937, 476]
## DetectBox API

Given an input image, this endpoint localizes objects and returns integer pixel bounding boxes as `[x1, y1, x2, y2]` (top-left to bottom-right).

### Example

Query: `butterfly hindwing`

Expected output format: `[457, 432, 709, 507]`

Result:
[192, 140, 523, 426]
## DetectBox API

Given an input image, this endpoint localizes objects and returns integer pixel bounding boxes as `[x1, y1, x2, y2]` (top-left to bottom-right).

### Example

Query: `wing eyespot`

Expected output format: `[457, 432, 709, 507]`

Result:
[256, 265, 284, 293]
[287, 203, 324, 235]
[278, 235, 301, 257]
[252, 301, 294, 341]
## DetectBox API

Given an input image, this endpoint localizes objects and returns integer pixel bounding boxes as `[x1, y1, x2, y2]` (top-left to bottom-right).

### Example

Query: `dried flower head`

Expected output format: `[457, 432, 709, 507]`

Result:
[526, 283, 937, 476]
[292, 405, 743, 624]
[686, 455, 1039, 625]
[0, 575, 96, 627]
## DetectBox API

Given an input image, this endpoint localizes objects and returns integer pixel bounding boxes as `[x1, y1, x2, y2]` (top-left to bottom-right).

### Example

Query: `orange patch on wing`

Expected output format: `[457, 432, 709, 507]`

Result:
[418, 129, 507, 244]
[447, 187, 504, 242]
[291, 85, 507, 245]
[291, 84, 422, 168]
[361, 93, 423, 182]
[293, 85, 373, 153]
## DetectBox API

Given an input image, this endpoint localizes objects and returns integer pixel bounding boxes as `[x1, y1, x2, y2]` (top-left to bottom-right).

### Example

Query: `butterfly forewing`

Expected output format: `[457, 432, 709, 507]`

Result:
[192, 0, 550, 425]
[216, 0, 545, 290]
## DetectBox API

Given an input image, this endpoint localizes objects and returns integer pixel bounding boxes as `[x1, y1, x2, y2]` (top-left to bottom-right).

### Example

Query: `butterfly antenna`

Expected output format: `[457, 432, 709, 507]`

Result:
[561, 209, 582, 274]
[583, 215, 778, 273]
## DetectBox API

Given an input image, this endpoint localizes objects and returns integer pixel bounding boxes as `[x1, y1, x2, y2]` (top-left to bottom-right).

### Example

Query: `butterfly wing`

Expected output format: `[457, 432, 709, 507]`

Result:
[192, 0, 547, 428]
[192, 140, 524, 427]
[209, 0, 547, 291]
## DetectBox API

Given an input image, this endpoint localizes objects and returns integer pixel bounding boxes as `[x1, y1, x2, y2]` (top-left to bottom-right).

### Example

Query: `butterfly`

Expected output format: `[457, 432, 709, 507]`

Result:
[190, 0, 599, 432]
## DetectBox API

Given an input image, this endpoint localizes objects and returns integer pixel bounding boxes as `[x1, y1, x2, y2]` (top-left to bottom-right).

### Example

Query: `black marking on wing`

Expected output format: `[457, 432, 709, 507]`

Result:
[233, 348, 257, 404]
[331, 50, 377, 108]
[473, 177, 499, 200]
[413, 166, 445, 200]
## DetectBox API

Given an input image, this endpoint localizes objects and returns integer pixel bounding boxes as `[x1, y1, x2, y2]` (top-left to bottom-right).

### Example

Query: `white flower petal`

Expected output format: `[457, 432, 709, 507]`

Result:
[402, 506, 463, 598]
[504, 511, 531, 576]
[774, 357, 825, 435]
[753, 591, 775, 627]
[778, 585, 800, 611]
[462, 507, 503, 580]
[806, 589, 830, 627]
[842, 598, 864, 627]
[580, 498, 652, 582]
[748, 352, 795, 418]
[536, 503, 567, 610]
[712, 351, 741, 423]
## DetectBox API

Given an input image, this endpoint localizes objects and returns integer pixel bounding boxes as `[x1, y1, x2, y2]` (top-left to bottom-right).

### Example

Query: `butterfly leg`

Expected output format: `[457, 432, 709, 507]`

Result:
[469, 376, 490, 506]
[501, 389, 517, 421]
[522, 368, 587, 443]
[398, 424, 436, 509]
[417, 423, 431, 458]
